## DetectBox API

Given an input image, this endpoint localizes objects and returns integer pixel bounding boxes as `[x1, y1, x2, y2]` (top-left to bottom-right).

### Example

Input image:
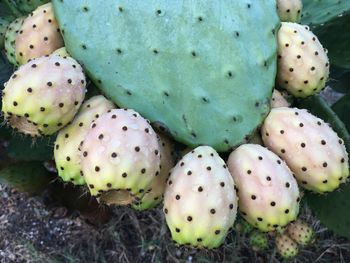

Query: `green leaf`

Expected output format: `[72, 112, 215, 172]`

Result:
[0, 161, 53, 195]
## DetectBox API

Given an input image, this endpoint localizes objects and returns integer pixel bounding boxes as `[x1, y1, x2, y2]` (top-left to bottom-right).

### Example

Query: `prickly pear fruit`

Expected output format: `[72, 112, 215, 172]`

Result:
[15, 3, 64, 65]
[163, 146, 238, 249]
[277, 23, 329, 98]
[271, 89, 290, 108]
[54, 96, 114, 185]
[14, 0, 50, 14]
[4, 17, 24, 65]
[53, 47, 69, 57]
[227, 144, 300, 232]
[276, 233, 299, 259]
[276, 0, 302, 22]
[0, 18, 10, 48]
[80, 109, 161, 205]
[132, 133, 175, 211]
[2, 55, 86, 136]
[287, 220, 314, 246]
[249, 231, 268, 251]
[262, 107, 349, 193]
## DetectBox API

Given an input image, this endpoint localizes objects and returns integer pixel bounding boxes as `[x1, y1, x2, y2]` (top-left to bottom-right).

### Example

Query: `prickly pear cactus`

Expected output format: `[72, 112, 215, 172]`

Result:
[0, 18, 10, 48]
[249, 231, 268, 251]
[80, 109, 161, 205]
[275, 233, 299, 259]
[54, 96, 114, 185]
[296, 95, 350, 153]
[0, 162, 52, 195]
[163, 146, 238, 248]
[4, 17, 24, 65]
[235, 216, 254, 234]
[227, 144, 300, 232]
[15, 3, 64, 65]
[2, 55, 86, 136]
[277, 0, 303, 22]
[295, 96, 350, 238]
[14, 0, 49, 14]
[287, 220, 314, 245]
[52, 0, 280, 151]
[302, 0, 350, 69]
[52, 47, 69, 57]
[262, 107, 349, 193]
[333, 92, 350, 134]
[132, 133, 175, 210]
[277, 23, 329, 98]
[271, 89, 290, 108]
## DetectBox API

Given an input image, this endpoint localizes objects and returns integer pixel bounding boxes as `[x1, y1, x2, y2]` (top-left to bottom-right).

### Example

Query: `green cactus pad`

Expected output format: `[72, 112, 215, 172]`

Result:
[14, 0, 50, 14]
[298, 94, 350, 238]
[7, 134, 54, 161]
[302, 0, 350, 69]
[0, 162, 52, 195]
[306, 186, 350, 239]
[295, 95, 350, 153]
[52, 0, 279, 151]
[333, 92, 350, 134]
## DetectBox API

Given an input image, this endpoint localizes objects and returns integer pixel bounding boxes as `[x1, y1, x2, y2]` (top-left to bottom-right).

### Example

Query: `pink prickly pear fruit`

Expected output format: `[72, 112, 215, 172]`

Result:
[80, 109, 161, 205]
[277, 0, 303, 22]
[277, 23, 329, 98]
[2, 55, 86, 136]
[287, 219, 315, 246]
[163, 146, 238, 249]
[271, 89, 290, 108]
[132, 133, 176, 210]
[262, 107, 349, 193]
[227, 144, 300, 232]
[15, 3, 64, 65]
[54, 95, 114, 185]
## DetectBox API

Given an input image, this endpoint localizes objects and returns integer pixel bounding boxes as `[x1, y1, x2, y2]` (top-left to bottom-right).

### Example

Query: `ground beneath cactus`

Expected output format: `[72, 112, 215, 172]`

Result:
[0, 184, 350, 263]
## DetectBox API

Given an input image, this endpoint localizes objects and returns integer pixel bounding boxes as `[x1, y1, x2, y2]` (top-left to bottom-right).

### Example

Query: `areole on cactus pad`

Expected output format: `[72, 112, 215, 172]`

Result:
[52, 0, 279, 151]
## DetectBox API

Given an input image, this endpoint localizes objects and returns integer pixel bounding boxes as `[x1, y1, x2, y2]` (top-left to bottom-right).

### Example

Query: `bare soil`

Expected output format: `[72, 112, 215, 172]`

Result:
[1, 183, 350, 263]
